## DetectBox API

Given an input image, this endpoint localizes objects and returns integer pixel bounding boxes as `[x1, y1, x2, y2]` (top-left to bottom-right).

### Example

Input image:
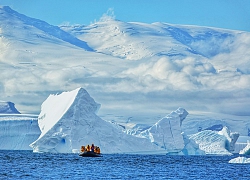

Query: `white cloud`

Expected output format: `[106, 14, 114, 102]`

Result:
[99, 8, 116, 22]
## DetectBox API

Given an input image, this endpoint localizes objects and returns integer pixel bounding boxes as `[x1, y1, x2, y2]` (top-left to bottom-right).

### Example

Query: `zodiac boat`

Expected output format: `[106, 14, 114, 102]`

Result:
[79, 151, 102, 157]
[79, 145, 102, 157]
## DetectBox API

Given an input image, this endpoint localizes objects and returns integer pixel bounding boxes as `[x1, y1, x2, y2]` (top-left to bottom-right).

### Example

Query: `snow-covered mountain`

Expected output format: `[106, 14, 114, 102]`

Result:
[0, 6, 250, 136]
[61, 19, 234, 60]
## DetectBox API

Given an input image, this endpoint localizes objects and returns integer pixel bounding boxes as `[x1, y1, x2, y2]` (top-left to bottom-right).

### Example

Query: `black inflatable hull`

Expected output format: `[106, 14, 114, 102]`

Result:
[79, 151, 102, 157]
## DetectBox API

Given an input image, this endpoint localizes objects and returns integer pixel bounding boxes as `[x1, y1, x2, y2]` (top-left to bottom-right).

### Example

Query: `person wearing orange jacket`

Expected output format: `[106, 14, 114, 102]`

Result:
[80, 146, 85, 152]
[86, 145, 91, 152]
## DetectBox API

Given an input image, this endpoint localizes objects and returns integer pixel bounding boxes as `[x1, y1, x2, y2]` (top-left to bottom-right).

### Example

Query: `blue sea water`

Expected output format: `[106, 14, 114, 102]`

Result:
[0, 150, 249, 179]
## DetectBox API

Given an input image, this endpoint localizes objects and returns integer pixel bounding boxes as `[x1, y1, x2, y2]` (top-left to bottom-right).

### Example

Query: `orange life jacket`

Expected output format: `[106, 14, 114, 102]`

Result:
[80, 146, 85, 152]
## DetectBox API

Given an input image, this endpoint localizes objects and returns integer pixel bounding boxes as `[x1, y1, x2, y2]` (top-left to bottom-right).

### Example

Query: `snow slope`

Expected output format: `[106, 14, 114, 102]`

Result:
[0, 6, 250, 140]
[1, 6, 93, 51]
[63, 19, 235, 60]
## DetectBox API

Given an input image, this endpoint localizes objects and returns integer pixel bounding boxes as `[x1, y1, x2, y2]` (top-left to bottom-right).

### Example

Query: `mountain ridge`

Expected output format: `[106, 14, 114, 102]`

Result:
[1, 6, 93, 51]
[61, 19, 237, 60]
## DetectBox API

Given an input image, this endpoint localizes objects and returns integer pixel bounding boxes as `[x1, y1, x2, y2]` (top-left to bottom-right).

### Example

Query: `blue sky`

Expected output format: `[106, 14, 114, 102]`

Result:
[1, 0, 250, 31]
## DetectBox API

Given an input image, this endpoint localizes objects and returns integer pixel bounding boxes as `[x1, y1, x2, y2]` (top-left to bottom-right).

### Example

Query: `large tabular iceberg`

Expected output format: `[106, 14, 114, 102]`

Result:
[0, 114, 40, 150]
[0, 101, 40, 150]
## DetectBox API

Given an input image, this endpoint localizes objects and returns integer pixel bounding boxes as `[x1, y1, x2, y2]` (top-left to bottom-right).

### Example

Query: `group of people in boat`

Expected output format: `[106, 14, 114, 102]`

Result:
[81, 144, 101, 154]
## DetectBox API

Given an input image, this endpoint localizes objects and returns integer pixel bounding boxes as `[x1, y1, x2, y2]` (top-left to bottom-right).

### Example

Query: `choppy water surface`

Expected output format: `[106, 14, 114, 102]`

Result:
[0, 150, 249, 179]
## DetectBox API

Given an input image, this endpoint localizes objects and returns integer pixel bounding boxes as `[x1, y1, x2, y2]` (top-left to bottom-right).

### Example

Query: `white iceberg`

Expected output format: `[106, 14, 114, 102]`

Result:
[229, 157, 250, 164]
[139, 107, 188, 153]
[0, 100, 40, 150]
[29, 87, 203, 154]
[239, 141, 250, 155]
[0, 88, 237, 156]
[0, 87, 238, 156]
[188, 127, 239, 155]
[218, 126, 239, 152]
[179, 132, 205, 155]
[0, 95, 202, 154]
[0, 114, 40, 150]
[30, 87, 164, 153]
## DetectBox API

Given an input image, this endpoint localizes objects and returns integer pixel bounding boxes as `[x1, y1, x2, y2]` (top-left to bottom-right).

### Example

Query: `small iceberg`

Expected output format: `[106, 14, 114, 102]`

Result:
[228, 157, 250, 164]
[239, 141, 250, 155]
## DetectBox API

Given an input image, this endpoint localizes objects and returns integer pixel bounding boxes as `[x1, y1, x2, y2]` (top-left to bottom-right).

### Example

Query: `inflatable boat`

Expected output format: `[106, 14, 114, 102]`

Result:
[79, 151, 102, 157]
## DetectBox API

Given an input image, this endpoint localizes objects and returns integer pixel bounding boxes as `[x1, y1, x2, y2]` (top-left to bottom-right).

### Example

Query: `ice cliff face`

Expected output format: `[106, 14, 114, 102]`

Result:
[180, 132, 205, 155]
[218, 126, 239, 152]
[0, 114, 40, 150]
[0, 101, 39, 150]
[30, 87, 162, 153]
[139, 108, 188, 153]
[239, 141, 250, 155]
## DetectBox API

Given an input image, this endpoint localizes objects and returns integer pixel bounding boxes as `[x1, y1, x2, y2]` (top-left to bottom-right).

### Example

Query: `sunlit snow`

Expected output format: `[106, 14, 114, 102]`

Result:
[0, 6, 249, 120]
[0, 6, 249, 154]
